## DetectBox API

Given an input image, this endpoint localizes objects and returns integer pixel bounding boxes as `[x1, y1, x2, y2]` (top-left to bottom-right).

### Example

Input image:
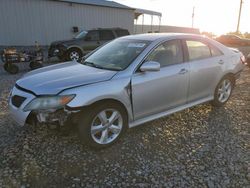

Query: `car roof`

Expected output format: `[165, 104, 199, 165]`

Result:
[120, 33, 205, 41]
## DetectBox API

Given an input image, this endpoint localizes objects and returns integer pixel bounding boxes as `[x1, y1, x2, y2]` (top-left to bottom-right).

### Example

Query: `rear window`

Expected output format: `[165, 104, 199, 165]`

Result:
[210, 45, 223, 56]
[115, 29, 130, 37]
[186, 40, 211, 61]
[100, 30, 115, 40]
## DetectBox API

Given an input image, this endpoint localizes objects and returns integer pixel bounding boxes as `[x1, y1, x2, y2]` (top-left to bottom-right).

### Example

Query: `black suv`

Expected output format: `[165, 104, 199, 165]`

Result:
[48, 28, 130, 61]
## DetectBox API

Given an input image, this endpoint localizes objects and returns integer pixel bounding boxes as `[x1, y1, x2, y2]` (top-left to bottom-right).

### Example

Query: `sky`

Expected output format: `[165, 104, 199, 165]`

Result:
[115, 0, 250, 35]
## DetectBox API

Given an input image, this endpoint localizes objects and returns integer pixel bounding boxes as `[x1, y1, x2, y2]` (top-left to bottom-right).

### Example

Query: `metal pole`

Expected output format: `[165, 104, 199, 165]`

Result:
[236, 0, 243, 33]
[135, 18, 138, 34]
[142, 14, 144, 33]
[151, 15, 153, 32]
[158, 16, 161, 32]
[192, 6, 195, 28]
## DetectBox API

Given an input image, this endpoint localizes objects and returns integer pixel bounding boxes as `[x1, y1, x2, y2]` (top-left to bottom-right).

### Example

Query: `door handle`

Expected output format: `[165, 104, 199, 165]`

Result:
[178, 68, 188, 74]
[218, 60, 224, 64]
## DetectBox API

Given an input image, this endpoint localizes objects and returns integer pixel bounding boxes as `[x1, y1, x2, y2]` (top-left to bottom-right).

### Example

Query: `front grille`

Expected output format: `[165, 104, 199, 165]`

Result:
[11, 95, 26, 108]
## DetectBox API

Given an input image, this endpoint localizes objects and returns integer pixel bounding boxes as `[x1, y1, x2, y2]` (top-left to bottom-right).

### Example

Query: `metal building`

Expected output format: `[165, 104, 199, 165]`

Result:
[0, 0, 135, 46]
[135, 24, 200, 34]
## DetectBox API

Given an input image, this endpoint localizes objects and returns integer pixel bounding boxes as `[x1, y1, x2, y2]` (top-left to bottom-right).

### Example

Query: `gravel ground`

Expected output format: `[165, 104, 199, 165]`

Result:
[0, 61, 249, 187]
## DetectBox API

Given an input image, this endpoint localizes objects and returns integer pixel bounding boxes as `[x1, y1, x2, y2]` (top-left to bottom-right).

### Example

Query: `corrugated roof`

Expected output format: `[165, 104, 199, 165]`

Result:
[56, 0, 134, 10]
[135, 8, 162, 19]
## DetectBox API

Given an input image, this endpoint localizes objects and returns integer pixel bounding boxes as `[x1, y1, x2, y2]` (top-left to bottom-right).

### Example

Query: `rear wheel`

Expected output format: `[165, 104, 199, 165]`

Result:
[212, 76, 234, 107]
[77, 102, 128, 149]
[4, 63, 19, 74]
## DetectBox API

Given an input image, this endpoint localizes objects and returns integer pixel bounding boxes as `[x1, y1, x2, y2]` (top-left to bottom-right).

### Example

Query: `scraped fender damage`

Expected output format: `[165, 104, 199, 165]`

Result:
[62, 77, 134, 121]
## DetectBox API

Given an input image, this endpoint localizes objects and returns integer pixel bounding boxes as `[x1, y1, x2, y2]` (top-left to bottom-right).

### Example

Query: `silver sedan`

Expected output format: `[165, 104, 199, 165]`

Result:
[9, 33, 245, 148]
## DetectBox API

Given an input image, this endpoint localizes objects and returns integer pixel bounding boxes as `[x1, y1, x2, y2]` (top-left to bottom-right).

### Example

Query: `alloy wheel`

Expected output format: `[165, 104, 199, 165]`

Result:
[91, 109, 123, 145]
[217, 79, 232, 103]
[70, 51, 80, 61]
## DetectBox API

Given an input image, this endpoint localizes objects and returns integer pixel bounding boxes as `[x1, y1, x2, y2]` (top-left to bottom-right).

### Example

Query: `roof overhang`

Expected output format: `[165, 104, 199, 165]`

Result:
[135, 8, 162, 19]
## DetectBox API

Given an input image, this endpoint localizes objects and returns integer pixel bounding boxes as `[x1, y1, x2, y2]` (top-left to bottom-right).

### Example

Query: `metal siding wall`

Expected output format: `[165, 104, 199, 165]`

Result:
[0, 0, 134, 46]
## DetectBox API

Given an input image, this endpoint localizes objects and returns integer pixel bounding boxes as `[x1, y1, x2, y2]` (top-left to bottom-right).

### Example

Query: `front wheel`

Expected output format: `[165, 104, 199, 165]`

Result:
[77, 102, 128, 149]
[66, 48, 82, 62]
[212, 76, 234, 107]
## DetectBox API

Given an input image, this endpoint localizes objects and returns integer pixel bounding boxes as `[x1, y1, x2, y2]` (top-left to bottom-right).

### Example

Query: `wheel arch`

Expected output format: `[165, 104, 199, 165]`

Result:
[221, 72, 236, 86]
[67, 46, 84, 54]
[69, 98, 132, 124]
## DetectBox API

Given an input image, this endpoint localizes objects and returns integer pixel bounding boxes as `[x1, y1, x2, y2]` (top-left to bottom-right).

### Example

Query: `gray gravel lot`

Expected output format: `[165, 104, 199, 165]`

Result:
[0, 60, 249, 187]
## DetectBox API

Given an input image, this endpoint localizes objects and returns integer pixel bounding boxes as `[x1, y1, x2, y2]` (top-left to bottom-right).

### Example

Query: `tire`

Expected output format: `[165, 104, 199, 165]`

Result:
[4, 63, 19, 74]
[66, 48, 82, 62]
[77, 102, 128, 149]
[29, 61, 43, 70]
[211, 76, 234, 107]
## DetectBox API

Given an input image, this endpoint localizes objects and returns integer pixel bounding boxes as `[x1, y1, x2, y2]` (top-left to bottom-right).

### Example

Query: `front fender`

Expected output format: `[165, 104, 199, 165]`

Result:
[61, 77, 133, 121]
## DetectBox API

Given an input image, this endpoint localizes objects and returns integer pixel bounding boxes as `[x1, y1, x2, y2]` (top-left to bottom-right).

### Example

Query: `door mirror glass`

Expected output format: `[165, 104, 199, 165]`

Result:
[140, 61, 160, 72]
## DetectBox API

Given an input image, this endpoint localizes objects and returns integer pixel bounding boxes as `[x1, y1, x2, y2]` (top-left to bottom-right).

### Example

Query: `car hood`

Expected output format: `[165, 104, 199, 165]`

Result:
[51, 39, 79, 46]
[16, 62, 117, 95]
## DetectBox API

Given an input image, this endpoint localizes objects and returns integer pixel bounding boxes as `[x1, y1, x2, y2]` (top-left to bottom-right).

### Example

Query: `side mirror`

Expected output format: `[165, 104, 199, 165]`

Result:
[140, 61, 160, 72]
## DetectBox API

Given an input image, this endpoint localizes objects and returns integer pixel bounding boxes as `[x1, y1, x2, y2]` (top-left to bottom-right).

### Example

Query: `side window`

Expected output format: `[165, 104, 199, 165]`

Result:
[186, 40, 211, 61]
[86, 31, 99, 41]
[100, 30, 115, 41]
[146, 40, 184, 67]
[210, 45, 223, 57]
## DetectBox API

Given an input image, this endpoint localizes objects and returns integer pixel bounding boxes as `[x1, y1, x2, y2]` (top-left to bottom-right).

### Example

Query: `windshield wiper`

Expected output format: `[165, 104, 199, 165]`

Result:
[82, 61, 121, 71]
[82, 61, 104, 69]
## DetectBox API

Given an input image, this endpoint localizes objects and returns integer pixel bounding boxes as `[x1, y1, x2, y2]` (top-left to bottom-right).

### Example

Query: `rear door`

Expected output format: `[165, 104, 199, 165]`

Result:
[184, 39, 224, 103]
[131, 39, 189, 120]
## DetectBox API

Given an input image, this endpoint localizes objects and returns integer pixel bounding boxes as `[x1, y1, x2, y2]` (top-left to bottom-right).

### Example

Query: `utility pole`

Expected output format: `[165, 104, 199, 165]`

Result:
[192, 6, 195, 28]
[236, 0, 243, 33]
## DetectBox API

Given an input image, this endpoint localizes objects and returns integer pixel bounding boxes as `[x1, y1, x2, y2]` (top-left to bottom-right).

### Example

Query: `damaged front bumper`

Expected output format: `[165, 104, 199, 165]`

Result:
[33, 108, 76, 128]
[9, 85, 79, 128]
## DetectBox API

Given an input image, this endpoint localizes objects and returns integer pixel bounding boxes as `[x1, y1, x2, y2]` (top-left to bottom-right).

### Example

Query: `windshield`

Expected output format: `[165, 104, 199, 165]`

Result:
[83, 39, 150, 71]
[75, 31, 87, 39]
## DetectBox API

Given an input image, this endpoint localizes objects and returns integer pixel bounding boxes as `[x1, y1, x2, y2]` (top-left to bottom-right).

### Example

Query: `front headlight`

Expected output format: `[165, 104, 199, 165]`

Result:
[24, 95, 75, 112]
[54, 49, 59, 53]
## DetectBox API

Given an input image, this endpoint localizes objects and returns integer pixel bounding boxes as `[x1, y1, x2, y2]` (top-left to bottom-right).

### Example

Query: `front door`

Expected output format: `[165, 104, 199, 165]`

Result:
[131, 40, 190, 120]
